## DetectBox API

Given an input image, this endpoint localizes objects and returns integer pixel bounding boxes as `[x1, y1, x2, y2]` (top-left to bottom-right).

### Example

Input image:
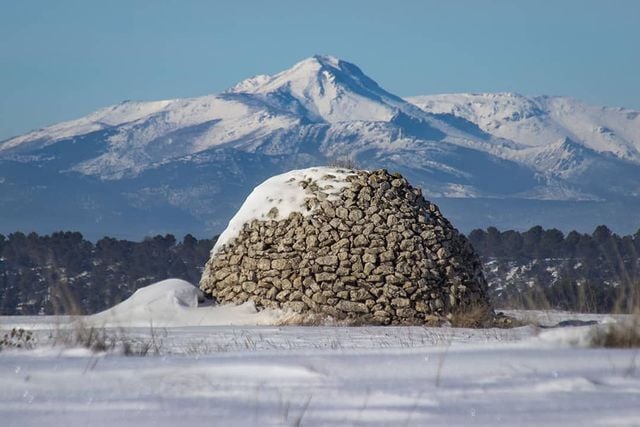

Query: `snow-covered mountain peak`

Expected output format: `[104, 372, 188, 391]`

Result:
[225, 55, 408, 123]
[290, 54, 342, 70]
[228, 55, 359, 95]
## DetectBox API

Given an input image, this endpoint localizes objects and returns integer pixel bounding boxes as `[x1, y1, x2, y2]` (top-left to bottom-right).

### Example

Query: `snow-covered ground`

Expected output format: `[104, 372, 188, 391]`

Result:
[1, 280, 639, 426]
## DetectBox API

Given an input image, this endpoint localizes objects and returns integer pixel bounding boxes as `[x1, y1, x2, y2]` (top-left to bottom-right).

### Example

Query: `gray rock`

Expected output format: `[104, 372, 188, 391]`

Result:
[391, 297, 411, 307]
[348, 209, 364, 222]
[350, 288, 373, 301]
[353, 235, 370, 247]
[271, 259, 289, 270]
[257, 259, 271, 270]
[336, 300, 369, 314]
[362, 253, 378, 264]
[336, 206, 349, 220]
[241, 281, 257, 293]
[315, 272, 337, 282]
[379, 250, 395, 262]
[316, 255, 339, 266]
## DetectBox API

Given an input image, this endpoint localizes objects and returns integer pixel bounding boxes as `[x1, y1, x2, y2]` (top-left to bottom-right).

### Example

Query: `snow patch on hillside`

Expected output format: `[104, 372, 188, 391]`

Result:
[408, 92, 640, 164]
[0, 100, 173, 151]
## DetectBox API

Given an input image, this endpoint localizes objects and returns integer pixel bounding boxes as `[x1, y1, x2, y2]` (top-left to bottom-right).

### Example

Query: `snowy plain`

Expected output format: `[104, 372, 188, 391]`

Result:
[1, 279, 639, 426]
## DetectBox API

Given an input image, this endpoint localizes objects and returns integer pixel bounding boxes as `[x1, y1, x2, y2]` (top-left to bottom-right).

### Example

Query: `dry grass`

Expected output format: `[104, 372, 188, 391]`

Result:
[449, 303, 521, 328]
[49, 321, 166, 355]
[327, 156, 360, 170]
[449, 304, 493, 328]
[590, 314, 640, 348]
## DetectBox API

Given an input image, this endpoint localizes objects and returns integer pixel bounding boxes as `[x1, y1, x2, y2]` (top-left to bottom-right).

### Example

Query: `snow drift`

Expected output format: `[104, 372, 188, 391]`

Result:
[88, 279, 283, 327]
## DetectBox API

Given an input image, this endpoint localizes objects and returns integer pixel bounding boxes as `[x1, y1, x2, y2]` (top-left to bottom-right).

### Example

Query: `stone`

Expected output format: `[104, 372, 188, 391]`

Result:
[282, 301, 306, 313]
[334, 204, 349, 218]
[363, 262, 376, 275]
[348, 209, 364, 222]
[290, 290, 303, 301]
[379, 250, 395, 262]
[316, 255, 339, 266]
[374, 264, 394, 275]
[315, 272, 337, 282]
[241, 281, 257, 293]
[396, 308, 415, 318]
[350, 288, 373, 301]
[214, 270, 231, 281]
[271, 259, 289, 270]
[229, 254, 243, 265]
[275, 290, 290, 301]
[337, 290, 350, 299]
[336, 300, 369, 314]
[332, 238, 350, 250]
[336, 266, 351, 276]
[362, 253, 378, 264]
[353, 235, 370, 247]
[391, 297, 411, 307]
[257, 259, 271, 270]
[415, 301, 428, 312]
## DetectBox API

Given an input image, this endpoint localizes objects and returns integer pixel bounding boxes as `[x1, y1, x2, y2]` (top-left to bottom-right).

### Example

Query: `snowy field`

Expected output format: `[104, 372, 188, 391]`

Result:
[1, 280, 639, 426]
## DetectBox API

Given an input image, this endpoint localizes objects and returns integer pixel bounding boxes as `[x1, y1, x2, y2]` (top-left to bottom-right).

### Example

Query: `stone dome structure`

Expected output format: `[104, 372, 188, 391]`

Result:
[200, 167, 493, 325]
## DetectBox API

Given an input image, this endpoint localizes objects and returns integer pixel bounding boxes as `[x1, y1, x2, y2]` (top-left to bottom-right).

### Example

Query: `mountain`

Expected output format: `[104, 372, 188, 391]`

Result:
[408, 93, 640, 164]
[2, 55, 640, 239]
[407, 93, 640, 200]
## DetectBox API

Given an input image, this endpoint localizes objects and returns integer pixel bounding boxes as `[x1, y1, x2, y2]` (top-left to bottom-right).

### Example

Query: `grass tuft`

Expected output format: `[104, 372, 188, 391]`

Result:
[0, 328, 36, 350]
[327, 156, 360, 170]
[49, 321, 166, 356]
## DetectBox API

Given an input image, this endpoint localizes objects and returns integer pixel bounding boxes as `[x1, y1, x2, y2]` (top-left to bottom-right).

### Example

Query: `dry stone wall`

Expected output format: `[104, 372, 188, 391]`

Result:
[200, 169, 493, 325]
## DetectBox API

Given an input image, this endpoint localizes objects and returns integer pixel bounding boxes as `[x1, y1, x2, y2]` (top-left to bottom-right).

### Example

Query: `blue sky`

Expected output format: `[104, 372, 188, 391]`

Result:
[1, 0, 639, 140]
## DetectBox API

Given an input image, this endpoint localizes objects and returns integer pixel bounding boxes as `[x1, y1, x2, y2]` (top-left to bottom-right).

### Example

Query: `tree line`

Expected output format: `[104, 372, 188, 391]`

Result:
[468, 225, 640, 263]
[468, 225, 640, 312]
[0, 232, 215, 315]
[0, 225, 639, 315]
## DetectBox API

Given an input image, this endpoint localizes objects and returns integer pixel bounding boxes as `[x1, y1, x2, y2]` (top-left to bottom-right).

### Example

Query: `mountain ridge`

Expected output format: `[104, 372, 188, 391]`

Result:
[2, 56, 640, 239]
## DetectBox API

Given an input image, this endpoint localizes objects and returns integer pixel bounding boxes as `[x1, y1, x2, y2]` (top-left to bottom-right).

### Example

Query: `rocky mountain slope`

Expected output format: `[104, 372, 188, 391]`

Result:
[2, 56, 639, 239]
